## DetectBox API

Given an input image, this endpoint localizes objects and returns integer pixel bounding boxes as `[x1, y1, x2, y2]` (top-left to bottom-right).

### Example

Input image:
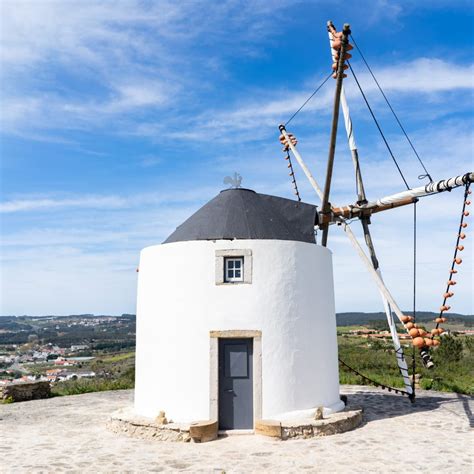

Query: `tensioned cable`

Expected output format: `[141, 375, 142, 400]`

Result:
[348, 61, 410, 190]
[285, 72, 333, 126]
[350, 35, 433, 183]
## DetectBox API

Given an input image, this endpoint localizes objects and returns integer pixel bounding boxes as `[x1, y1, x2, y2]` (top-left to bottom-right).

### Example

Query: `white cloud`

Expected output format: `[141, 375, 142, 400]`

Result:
[0, 246, 139, 316]
[127, 57, 474, 147]
[0, 0, 298, 136]
[112, 81, 168, 108]
[4, 0, 470, 141]
[207, 58, 473, 138]
[1, 1, 179, 69]
[353, 58, 474, 94]
[0, 184, 220, 213]
[0, 195, 129, 213]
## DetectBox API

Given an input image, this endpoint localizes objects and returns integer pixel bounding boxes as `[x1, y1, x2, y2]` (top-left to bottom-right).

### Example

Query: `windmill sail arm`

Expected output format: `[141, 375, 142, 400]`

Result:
[363, 172, 473, 209]
[322, 172, 473, 222]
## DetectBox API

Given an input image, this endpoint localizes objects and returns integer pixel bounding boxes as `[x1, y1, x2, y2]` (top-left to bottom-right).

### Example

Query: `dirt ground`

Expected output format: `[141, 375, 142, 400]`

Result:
[0, 385, 472, 473]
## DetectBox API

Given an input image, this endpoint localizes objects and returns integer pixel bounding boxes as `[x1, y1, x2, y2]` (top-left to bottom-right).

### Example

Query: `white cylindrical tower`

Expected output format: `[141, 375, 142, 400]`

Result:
[134, 188, 344, 429]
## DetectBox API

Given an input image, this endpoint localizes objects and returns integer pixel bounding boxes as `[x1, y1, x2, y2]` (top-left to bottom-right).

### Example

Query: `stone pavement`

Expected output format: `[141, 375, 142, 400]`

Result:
[0, 385, 472, 473]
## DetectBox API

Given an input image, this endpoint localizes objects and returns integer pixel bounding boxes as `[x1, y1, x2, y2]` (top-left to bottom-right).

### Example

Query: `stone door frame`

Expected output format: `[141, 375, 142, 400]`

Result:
[209, 330, 262, 427]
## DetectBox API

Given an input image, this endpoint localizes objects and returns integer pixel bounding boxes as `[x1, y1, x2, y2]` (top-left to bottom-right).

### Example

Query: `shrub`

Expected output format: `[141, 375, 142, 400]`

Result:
[433, 335, 463, 363]
[51, 376, 134, 397]
[463, 337, 474, 352]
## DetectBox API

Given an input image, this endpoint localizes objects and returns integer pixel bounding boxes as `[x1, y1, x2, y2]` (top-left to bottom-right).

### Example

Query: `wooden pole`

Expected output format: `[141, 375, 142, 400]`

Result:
[320, 23, 351, 246]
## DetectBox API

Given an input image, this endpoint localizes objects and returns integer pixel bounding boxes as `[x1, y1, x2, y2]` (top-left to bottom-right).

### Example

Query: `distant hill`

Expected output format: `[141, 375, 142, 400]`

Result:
[0, 314, 136, 320]
[2, 312, 472, 326]
[336, 311, 474, 326]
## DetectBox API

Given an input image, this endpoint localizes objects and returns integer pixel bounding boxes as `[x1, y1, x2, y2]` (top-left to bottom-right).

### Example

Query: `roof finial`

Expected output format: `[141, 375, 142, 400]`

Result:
[223, 172, 242, 189]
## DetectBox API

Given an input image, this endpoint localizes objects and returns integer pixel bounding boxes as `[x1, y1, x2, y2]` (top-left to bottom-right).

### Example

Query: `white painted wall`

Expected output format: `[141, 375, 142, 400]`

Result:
[134, 239, 343, 422]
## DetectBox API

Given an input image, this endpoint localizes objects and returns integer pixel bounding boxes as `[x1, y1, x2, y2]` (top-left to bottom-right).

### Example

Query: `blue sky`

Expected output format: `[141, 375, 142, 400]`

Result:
[1, 0, 473, 315]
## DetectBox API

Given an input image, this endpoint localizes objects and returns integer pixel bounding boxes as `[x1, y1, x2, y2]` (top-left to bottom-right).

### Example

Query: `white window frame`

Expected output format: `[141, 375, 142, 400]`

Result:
[215, 249, 252, 285]
[224, 257, 244, 283]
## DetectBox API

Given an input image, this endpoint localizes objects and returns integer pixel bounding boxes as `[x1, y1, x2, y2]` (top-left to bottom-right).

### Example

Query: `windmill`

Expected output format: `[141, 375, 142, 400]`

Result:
[278, 22, 473, 399]
[132, 22, 471, 434]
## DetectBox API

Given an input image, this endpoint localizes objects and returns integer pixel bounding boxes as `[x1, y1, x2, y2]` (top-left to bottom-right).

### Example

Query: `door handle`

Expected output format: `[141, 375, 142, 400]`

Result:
[225, 389, 234, 393]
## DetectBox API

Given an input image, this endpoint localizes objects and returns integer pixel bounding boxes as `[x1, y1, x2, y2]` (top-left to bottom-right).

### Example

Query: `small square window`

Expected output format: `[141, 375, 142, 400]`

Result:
[224, 257, 244, 283]
[215, 249, 252, 285]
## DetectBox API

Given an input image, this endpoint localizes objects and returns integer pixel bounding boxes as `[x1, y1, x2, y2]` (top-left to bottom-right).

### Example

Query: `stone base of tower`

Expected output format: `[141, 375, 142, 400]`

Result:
[255, 406, 363, 440]
[107, 404, 363, 442]
[107, 407, 218, 443]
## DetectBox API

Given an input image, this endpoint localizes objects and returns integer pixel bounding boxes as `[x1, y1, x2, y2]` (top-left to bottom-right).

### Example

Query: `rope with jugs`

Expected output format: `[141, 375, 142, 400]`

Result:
[397, 183, 471, 371]
[279, 132, 301, 201]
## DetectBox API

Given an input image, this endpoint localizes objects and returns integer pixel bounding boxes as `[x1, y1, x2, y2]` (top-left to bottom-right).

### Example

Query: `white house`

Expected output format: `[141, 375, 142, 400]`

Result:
[134, 188, 344, 430]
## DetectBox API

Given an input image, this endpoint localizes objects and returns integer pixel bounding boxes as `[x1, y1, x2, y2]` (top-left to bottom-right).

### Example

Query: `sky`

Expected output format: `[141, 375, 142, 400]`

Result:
[0, 0, 473, 316]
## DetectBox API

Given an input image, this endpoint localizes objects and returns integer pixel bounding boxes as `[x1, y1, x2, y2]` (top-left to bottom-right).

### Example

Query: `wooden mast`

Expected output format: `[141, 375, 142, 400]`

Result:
[327, 21, 377, 262]
[320, 23, 351, 246]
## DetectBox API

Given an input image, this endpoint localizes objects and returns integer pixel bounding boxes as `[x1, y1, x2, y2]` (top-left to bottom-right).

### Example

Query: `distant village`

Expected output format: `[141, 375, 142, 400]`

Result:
[0, 314, 136, 387]
[0, 339, 97, 385]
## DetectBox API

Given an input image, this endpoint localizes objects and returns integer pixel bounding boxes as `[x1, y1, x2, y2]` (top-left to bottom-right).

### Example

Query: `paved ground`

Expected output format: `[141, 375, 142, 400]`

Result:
[0, 385, 472, 473]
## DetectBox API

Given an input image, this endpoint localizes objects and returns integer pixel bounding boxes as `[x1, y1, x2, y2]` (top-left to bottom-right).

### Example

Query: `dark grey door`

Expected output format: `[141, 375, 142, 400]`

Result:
[218, 338, 253, 430]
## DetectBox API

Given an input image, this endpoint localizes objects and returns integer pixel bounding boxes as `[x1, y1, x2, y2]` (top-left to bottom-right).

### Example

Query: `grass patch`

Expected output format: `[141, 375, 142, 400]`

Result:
[51, 366, 135, 396]
[101, 352, 135, 363]
[51, 377, 134, 396]
[1, 395, 14, 404]
[338, 334, 474, 395]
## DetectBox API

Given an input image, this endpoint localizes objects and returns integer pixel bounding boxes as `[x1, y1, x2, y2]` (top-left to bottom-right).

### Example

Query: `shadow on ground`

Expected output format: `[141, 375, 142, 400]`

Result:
[346, 389, 473, 428]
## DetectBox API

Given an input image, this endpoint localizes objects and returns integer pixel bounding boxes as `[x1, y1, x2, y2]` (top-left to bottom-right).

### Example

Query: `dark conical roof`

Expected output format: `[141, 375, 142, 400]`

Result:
[163, 188, 318, 244]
